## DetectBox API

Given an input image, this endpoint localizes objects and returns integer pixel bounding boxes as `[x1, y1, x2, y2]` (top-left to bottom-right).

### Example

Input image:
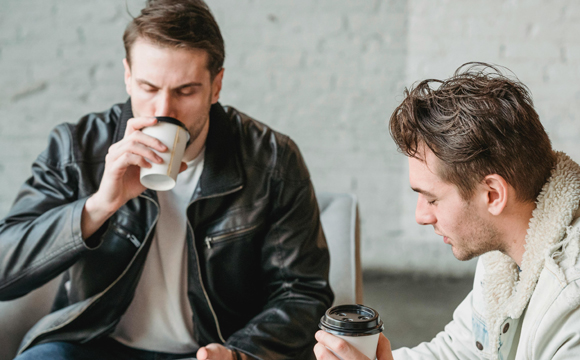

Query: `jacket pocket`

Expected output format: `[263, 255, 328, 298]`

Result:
[204, 223, 261, 249]
[68, 222, 142, 301]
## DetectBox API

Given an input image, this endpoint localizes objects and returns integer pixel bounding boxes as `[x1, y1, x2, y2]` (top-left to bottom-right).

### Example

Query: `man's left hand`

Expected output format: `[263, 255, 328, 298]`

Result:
[196, 344, 241, 360]
[314, 330, 394, 360]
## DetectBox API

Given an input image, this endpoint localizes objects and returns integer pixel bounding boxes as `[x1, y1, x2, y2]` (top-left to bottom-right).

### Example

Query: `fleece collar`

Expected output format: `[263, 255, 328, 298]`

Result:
[481, 152, 580, 359]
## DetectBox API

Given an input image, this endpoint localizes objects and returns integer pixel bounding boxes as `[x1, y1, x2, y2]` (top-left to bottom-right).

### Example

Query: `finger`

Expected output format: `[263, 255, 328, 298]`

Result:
[313, 343, 340, 360]
[377, 334, 394, 360]
[126, 130, 168, 153]
[204, 343, 231, 358]
[315, 331, 367, 359]
[196, 346, 208, 360]
[179, 161, 188, 173]
[125, 117, 158, 136]
[108, 134, 166, 165]
[106, 144, 159, 168]
[108, 152, 152, 174]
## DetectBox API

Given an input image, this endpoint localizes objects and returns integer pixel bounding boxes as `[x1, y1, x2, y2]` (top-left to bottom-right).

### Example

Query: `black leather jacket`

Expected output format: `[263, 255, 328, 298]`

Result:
[0, 100, 334, 359]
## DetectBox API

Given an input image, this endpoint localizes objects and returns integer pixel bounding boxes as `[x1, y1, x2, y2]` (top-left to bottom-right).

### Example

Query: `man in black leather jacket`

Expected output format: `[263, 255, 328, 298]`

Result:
[0, 1, 333, 359]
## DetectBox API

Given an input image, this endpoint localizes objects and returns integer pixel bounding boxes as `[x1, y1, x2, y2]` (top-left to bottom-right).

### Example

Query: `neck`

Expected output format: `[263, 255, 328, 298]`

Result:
[182, 121, 210, 162]
[501, 200, 537, 267]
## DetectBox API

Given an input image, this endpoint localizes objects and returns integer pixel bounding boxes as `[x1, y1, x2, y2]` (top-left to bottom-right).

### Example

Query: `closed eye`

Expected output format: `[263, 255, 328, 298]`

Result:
[141, 83, 158, 92]
[176, 86, 196, 96]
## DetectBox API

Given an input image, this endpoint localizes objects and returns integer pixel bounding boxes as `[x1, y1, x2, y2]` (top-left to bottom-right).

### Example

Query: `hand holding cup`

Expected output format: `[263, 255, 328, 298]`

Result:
[314, 304, 392, 360]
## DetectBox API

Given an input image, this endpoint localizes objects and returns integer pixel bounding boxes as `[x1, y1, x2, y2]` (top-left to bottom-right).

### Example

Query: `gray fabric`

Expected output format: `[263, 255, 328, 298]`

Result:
[317, 192, 362, 306]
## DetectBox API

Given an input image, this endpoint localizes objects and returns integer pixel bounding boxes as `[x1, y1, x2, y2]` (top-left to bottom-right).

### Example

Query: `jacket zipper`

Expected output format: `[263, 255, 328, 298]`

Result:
[114, 225, 141, 247]
[18, 194, 160, 355]
[187, 185, 243, 344]
[204, 224, 259, 249]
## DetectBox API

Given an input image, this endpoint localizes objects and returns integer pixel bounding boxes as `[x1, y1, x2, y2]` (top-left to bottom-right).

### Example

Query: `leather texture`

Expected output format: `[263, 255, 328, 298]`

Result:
[0, 99, 334, 360]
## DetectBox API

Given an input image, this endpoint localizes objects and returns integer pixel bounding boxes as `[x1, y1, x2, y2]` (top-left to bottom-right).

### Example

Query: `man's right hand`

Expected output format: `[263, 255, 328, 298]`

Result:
[313, 331, 394, 360]
[81, 117, 183, 240]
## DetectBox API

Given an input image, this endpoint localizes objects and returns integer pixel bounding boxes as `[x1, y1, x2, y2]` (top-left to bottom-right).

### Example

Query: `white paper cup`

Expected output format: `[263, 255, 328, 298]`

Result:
[319, 304, 384, 360]
[139, 117, 190, 191]
[334, 333, 380, 360]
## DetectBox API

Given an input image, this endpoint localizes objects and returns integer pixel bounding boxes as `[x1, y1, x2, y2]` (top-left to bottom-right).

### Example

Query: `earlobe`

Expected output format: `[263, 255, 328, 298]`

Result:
[484, 175, 508, 216]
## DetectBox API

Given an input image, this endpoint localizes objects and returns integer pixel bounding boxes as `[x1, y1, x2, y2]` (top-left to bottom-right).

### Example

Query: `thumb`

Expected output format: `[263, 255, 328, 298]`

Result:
[196, 346, 208, 360]
[377, 333, 394, 360]
[178, 161, 188, 173]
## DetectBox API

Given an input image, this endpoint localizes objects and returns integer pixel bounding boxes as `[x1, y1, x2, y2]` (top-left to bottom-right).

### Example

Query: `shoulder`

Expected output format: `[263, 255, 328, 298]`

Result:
[38, 103, 123, 167]
[224, 105, 310, 182]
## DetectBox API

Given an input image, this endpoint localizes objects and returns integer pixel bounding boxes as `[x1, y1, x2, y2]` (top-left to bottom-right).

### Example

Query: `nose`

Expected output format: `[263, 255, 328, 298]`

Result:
[415, 195, 436, 226]
[154, 91, 177, 118]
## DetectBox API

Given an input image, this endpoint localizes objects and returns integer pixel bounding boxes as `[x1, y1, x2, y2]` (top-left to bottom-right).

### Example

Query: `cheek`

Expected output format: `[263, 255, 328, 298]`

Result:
[129, 92, 156, 116]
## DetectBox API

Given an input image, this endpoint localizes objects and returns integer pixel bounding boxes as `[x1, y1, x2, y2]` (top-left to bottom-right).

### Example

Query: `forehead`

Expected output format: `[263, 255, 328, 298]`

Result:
[408, 148, 450, 192]
[129, 38, 210, 80]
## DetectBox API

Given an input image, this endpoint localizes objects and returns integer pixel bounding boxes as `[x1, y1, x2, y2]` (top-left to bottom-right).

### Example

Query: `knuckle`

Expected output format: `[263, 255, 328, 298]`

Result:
[335, 339, 349, 352]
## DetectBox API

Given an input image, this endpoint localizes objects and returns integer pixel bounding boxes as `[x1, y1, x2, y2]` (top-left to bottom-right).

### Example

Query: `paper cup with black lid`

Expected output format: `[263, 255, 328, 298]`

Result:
[319, 304, 384, 360]
[140, 116, 191, 191]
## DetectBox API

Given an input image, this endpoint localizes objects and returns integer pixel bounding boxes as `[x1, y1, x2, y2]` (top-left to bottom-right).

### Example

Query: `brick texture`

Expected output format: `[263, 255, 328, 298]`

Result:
[1, 0, 578, 276]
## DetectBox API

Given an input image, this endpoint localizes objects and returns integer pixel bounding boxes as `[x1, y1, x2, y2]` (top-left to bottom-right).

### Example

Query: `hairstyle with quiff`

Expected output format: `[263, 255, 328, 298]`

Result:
[123, 0, 225, 79]
[389, 62, 556, 203]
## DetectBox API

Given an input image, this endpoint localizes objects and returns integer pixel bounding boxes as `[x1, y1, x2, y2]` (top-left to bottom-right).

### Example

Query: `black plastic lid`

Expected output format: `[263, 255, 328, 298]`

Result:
[319, 304, 384, 336]
[155, 116, 191, 143]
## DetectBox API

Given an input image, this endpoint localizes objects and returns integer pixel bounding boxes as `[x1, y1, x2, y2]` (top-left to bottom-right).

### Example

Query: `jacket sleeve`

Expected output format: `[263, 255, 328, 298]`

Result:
[224, 137, 334, 360]
[531, 280, 580, 359]
[0, 124, 92, 300]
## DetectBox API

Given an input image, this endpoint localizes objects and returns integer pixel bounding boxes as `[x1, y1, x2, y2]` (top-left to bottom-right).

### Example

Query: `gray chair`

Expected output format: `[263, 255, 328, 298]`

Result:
[0, 277, 60, 359]
[0, 191, 362, 359]
[317, 192, 363, 305]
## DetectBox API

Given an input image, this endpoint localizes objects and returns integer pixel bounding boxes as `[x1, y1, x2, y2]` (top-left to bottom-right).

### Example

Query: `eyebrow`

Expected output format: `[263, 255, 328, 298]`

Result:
[136, 79, 203, 90]
[411, 187, 437, 198]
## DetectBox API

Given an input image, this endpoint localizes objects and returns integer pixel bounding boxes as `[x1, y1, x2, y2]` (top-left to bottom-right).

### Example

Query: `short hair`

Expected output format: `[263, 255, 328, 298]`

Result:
[123, 0, 225, 79]
[389, 62, 556, 202]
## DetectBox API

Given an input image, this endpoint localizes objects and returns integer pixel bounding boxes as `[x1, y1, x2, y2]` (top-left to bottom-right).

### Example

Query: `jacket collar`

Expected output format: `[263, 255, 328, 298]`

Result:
[118, 98, 244, 199]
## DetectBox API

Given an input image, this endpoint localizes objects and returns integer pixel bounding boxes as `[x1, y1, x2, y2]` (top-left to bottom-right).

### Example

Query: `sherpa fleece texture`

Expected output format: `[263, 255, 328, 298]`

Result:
[482, 152, 580, 359]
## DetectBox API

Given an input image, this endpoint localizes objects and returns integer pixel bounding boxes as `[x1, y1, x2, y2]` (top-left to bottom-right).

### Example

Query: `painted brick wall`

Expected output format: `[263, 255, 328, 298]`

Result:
[1, 0, 578, 276]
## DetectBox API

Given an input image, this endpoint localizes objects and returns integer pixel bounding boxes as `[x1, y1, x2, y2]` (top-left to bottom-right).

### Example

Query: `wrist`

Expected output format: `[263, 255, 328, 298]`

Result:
[81, 193, 119, 241]
[85, 191, 121, 217]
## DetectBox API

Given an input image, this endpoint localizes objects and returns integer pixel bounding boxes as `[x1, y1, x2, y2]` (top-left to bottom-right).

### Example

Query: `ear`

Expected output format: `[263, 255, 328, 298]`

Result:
[481, 174, 509, 216]
[210, 68, 225, 104]
[123, 58, 132, 96]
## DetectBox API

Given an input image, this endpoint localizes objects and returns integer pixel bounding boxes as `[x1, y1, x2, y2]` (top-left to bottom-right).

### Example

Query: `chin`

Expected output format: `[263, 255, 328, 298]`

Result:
[452, 248, 478, 262]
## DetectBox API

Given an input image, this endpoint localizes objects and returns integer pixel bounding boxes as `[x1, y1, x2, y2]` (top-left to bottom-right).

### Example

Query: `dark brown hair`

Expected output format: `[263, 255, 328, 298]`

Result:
[123, 0, 225, 79]
[390, 62, 556, 202]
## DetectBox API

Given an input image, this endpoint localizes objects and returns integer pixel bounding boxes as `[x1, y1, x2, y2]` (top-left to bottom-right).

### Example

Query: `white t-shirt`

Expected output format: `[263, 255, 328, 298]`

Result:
[111, 149, 205, 353]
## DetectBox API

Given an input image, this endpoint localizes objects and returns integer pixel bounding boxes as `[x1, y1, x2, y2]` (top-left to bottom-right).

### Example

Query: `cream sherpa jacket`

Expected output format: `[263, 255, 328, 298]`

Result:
[393, 152, 580, 360]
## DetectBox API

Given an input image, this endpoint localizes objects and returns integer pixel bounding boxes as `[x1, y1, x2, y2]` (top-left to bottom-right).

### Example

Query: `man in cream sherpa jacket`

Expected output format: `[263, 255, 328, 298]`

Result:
[314, 63, 580, 360]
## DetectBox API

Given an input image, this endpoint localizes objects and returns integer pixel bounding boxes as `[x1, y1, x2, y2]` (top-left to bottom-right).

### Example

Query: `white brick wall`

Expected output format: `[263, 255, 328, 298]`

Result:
[1, 0, 579, 276]
[392, 0, 580, 275]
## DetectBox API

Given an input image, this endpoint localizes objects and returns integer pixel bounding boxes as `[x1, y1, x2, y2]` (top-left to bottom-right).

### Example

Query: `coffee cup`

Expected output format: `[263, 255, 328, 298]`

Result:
[319, 304, 384, 360]
[139, 116, 190, 191]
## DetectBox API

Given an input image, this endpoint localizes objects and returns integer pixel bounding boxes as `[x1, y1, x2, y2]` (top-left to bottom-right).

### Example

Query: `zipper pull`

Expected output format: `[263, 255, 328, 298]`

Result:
[127, 234, 141, 247]
[205, 237, 213, 249]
